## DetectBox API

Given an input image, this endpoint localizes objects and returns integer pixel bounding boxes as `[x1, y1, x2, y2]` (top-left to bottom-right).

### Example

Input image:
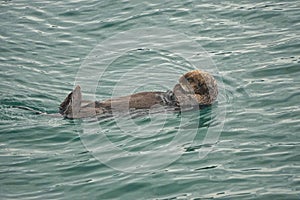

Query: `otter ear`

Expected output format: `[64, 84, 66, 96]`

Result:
[59, 85, 82, 118]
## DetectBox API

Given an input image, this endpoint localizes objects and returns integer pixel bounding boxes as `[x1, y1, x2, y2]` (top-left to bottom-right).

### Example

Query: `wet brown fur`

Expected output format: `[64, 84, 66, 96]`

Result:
[60, 70, 218, 118]
[174, 70, 218, 107]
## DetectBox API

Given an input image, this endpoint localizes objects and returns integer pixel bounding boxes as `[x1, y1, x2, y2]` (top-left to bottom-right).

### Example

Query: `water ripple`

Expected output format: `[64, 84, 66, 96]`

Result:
[1, 0, 299, 199]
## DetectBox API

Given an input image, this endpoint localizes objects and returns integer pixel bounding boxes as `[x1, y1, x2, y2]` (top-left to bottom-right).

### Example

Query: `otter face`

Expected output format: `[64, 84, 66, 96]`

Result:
[173, 70, 218, 106]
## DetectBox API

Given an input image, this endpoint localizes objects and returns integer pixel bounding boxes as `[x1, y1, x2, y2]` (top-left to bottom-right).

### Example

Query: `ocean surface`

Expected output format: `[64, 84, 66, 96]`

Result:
[1, 0, 299, 199]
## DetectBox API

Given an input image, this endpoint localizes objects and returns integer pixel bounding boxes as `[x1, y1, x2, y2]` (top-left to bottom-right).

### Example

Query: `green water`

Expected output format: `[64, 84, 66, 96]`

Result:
[1, 0, 299, 199]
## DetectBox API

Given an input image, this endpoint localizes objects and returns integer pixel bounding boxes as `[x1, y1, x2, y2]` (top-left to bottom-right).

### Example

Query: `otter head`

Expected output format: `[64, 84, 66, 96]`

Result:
[173, 70, 218, 108]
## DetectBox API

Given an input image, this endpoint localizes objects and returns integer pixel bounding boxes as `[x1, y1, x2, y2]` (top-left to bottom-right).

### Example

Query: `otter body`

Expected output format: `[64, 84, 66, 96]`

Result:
[59, 70, 218, 119]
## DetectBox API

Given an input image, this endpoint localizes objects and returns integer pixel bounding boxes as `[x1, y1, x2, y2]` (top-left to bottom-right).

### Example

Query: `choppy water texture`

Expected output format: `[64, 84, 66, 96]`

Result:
[1, 0, 300, 199]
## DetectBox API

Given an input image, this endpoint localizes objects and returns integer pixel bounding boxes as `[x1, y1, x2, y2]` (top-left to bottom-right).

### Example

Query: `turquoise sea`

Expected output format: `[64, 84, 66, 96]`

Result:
[1, 0, 299, 199]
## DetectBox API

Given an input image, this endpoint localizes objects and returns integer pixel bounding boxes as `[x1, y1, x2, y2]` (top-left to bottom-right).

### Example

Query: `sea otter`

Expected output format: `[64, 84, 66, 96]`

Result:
[59, 70, 218, 119]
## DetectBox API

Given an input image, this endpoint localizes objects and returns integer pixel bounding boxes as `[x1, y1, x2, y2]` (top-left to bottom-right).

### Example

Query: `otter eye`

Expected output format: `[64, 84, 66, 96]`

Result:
[186, 77, 193, 82]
